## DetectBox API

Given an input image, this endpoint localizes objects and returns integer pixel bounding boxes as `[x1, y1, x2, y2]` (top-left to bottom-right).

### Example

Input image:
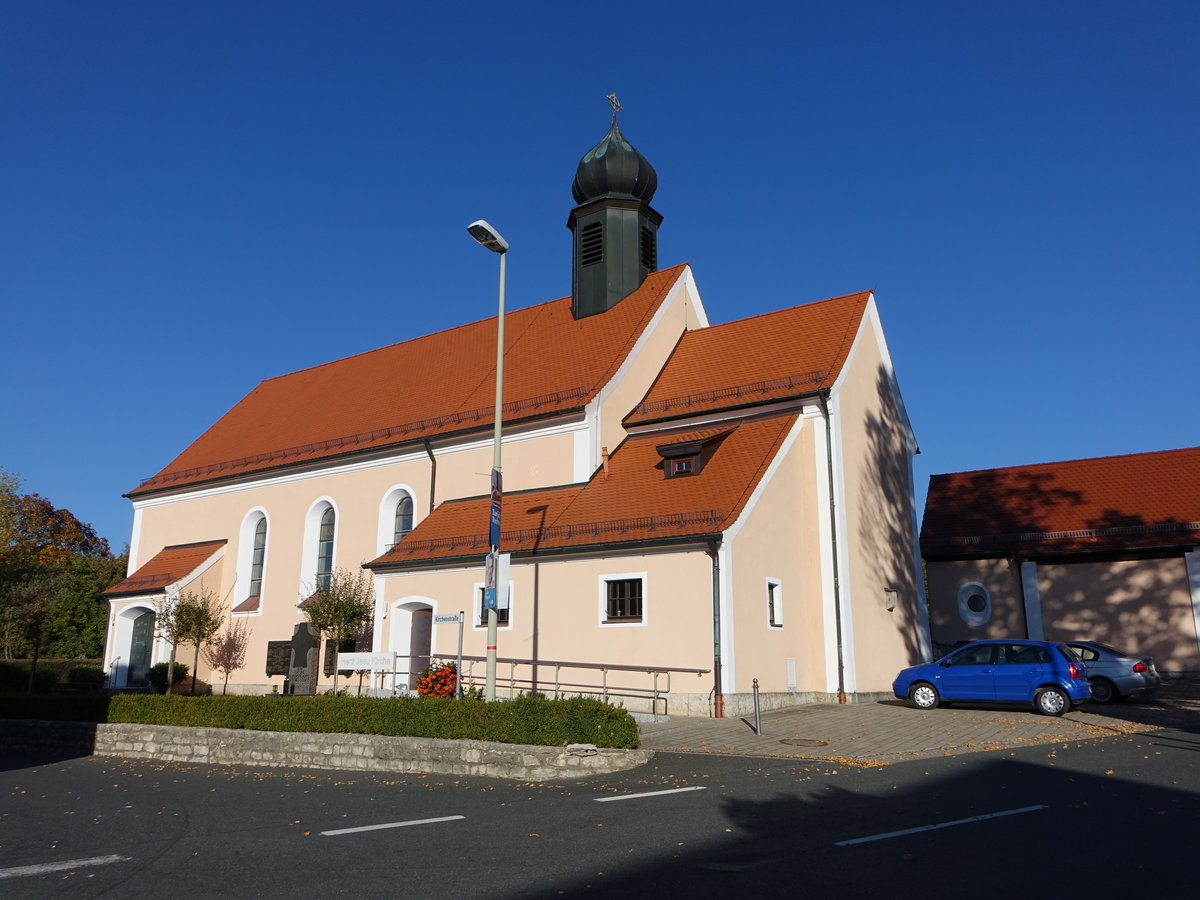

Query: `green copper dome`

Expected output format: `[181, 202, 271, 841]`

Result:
[571, 115, 658, 204]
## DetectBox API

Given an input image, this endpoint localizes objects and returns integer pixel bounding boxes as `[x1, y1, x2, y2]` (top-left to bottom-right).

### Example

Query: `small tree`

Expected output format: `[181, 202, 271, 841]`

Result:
[156, 587, 224, 695]
[300, 567, 374, 693]
[202, 618, 250, 695]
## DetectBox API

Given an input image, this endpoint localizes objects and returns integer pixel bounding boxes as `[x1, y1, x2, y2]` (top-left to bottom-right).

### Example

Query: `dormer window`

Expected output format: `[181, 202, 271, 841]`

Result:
[666, 457, 695, 478]
[656, 430, 731, 480]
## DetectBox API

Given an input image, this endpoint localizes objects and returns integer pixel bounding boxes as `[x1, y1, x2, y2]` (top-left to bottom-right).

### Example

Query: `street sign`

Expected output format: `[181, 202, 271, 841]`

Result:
[433, 613, 463, 625]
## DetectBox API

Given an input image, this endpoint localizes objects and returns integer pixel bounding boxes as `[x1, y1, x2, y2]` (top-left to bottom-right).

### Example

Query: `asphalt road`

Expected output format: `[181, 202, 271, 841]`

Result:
[3, 726, 1198, 898]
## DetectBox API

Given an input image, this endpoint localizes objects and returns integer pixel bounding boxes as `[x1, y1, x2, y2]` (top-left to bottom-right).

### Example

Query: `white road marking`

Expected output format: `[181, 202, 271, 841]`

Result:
[834, 804, 1048, 846]
[320, 814, 466, 836]
[0, 854, 131, 880]
[594, 786, 707, 802]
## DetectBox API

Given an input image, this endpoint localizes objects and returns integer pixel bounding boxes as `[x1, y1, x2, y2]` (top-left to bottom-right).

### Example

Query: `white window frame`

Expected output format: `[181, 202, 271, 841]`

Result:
[300, 498, 339, 599]
[472, 580, 513, 630]
[599, 572, 647, 627]
[233, 507, 270, 616]
[377, 484, 419, 555]
[766, 577, 783, 628]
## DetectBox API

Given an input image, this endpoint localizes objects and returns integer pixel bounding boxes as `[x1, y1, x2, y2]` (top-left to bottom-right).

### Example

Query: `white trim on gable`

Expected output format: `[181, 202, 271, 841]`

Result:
[165, 543, 226, 598]
[832, 293, 918, 455]
[585, 266, 708, 476]
[128, 507, 144, 575]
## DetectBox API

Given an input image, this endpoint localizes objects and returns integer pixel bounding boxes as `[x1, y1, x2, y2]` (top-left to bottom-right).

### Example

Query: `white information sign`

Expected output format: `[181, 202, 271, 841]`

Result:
[433, 613, 463, 625]
[336, 652, 393, 671]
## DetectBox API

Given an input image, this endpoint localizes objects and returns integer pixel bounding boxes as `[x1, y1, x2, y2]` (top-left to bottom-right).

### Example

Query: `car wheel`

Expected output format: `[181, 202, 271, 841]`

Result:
[1035, 687, 1069, 717]
[909, 682, 940, 710]
[1090, 678, 1119, 704]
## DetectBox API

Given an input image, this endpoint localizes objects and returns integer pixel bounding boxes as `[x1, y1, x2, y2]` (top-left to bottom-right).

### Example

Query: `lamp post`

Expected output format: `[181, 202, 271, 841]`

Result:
[467, 219, 508, 702]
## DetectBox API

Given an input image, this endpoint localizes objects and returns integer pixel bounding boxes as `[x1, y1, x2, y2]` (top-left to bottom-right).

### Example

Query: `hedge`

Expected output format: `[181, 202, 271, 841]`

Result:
[0, 693, 640, 749]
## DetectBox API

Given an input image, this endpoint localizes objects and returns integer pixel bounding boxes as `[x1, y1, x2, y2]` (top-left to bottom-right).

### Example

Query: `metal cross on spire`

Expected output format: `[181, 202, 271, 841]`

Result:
[606, 93, 623, 114]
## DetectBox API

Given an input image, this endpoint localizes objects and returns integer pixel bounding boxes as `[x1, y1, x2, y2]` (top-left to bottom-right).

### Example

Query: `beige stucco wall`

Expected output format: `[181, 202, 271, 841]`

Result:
[831, 303, 926, 690]
[377, 548, 716, 699]
[594, 270, 704, 465]
[925, 555, 1200, 673]
[1039, 558, 1199, 671]
[726, 420, 830, 694]
[106, 555, 227, 688]
[925, 558, 1026, 646]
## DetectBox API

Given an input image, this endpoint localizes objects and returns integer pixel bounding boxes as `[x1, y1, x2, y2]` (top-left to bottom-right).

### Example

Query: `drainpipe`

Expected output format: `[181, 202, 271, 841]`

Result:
[817, 391, 847, 704]
[707, 539, 724, 718]
[423, 438, 437, 508]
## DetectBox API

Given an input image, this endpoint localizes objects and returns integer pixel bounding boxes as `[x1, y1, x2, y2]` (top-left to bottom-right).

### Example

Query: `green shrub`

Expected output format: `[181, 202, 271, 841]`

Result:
[147, 662, 188, 694]
[67, 664, 105, 686]
[0, 692, 640, 748]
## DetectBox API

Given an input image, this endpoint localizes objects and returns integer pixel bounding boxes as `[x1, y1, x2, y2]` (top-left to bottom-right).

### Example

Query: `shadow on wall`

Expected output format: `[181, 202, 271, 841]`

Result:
[923, 462, 1197, 669]
[857, 365, 925, 666]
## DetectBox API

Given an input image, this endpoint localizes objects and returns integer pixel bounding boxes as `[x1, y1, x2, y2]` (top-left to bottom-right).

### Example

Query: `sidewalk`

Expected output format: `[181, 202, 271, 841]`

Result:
[638, 681, 1200, 766]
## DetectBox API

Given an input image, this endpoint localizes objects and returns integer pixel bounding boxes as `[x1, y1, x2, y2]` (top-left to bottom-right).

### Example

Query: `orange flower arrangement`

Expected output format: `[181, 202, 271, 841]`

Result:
[415, 661, 458, 697]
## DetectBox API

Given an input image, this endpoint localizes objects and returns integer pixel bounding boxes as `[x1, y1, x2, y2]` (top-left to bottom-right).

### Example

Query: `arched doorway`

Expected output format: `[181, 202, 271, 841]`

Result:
[388, 599, 433, 692]
[127, 610, 156, 687]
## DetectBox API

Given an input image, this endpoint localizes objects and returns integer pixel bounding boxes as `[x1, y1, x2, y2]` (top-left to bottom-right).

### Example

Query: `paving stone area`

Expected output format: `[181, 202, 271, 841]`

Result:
[638, 681, 1200, 766]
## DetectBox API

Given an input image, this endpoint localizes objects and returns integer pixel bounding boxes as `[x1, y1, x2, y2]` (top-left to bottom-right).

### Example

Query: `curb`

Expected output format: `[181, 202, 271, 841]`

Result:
[0, 719, 653, 781]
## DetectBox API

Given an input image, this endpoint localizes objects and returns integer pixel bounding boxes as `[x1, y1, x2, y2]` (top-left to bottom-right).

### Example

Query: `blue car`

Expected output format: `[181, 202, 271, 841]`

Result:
[893, 640, 1091, 717]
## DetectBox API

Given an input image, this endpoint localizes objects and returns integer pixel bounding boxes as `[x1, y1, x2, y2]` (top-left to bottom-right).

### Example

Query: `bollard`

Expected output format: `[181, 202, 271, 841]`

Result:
[753, 677, 762, 736]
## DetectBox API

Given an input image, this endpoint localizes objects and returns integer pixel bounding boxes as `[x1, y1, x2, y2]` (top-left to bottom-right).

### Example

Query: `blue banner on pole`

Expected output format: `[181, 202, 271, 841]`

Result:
[489, 469, 502, 549]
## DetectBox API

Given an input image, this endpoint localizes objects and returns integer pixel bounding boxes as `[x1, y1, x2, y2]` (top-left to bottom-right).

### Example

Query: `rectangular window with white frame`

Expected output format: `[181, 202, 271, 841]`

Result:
[766, 578, 783, 628]
[473, 583, 511, 628]
[601, 573, 646, 625]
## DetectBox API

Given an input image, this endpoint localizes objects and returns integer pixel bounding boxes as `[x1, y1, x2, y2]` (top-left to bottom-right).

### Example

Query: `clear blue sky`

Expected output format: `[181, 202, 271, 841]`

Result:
[3, 1, 1197, 551]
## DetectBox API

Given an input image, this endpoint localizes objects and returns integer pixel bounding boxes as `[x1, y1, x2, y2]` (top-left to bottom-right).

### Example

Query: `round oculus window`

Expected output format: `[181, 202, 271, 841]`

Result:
[956, 582, 991, 627]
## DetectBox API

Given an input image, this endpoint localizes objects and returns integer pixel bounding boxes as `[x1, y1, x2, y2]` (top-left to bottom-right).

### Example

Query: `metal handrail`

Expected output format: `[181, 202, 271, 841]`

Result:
[427, 653, 709, 715]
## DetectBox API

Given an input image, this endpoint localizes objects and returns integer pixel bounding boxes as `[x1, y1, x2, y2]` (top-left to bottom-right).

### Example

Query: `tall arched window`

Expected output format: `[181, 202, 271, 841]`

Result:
[316, 506, 335, 591]
[249, 518, 267, 598]
[393, 493, 414, 545]
[234, 509, 269, 614]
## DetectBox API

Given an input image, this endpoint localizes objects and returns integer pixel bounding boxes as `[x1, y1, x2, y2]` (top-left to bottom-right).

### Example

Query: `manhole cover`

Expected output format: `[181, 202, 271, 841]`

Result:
[779, 738, 828, 747]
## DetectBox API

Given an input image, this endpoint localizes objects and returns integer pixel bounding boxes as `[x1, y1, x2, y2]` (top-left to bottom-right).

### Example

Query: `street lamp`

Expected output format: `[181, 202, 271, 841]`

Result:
[467, 219, 508, 703]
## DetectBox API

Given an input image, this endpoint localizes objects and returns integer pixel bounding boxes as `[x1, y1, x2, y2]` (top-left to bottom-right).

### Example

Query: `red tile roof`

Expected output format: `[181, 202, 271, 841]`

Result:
[921, 447, 1200, 558]
[103, 540, 227, 597]
[625, 291, 870, 425]
[369, 411, 799, 565]
[129, 265, 691, 497]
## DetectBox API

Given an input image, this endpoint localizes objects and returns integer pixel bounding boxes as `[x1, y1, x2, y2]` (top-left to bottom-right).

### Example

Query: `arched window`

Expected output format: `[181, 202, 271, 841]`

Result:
[377, 486, 419, 555]
[249, 518, 267, 598]
[393, 493, 414, 545]
[316, 506, 335, 591]
[234, 509, 269, 614]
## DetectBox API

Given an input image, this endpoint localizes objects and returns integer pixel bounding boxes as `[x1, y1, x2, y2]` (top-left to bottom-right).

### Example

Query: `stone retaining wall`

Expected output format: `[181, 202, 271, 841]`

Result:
[0, 719, 653, 781]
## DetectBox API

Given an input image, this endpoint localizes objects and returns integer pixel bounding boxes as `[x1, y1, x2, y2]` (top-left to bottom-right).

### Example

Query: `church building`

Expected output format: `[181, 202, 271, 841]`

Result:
[103, 110, 929, 714]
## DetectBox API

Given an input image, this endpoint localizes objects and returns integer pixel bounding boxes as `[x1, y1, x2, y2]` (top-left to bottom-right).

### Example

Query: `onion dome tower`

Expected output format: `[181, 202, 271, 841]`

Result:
[567, 97, 662, 319]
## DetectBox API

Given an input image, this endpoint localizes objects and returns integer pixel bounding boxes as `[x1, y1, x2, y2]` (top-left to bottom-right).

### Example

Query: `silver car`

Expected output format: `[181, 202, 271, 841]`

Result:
[1067, 641, 1161, 703]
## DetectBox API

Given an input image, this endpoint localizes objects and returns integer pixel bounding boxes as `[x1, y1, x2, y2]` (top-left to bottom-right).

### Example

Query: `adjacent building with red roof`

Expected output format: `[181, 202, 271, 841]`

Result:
[104, 112, 927, 712]
[922, 447, 1200, 672]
